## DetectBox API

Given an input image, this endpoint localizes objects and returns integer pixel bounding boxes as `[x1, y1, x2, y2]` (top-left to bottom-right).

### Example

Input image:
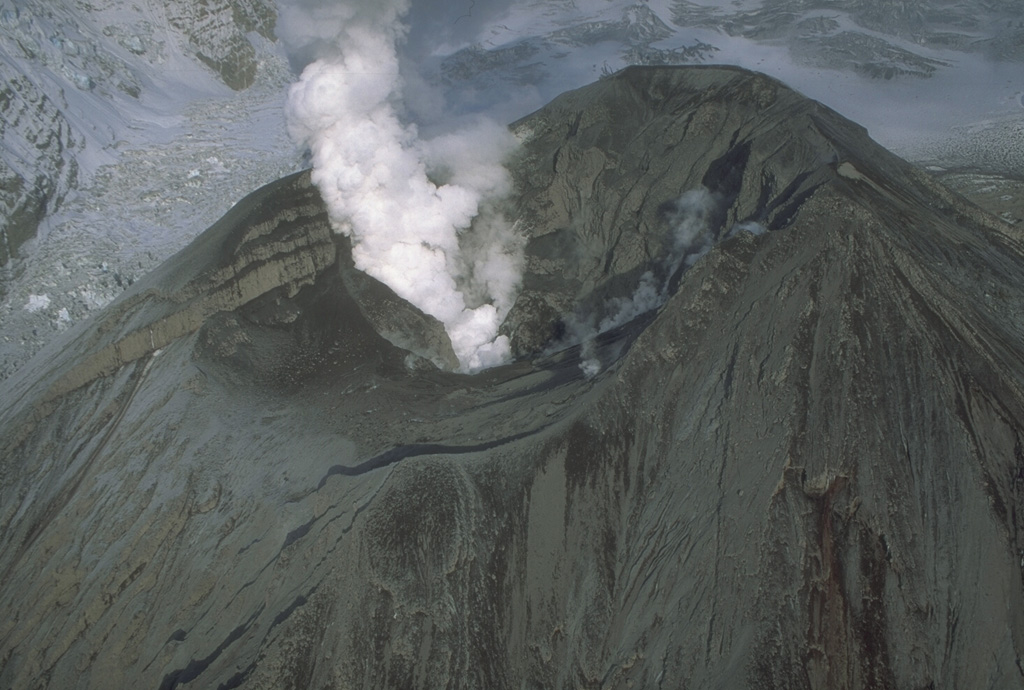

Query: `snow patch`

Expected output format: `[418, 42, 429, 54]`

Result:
[24, 294, 51, 312]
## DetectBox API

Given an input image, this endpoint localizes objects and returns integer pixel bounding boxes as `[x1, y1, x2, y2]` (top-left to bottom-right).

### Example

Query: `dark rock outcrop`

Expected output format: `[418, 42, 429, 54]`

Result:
[163, 0, 277, 90]
[2, 66, 1024, 689]
[0, 71, 80, 267]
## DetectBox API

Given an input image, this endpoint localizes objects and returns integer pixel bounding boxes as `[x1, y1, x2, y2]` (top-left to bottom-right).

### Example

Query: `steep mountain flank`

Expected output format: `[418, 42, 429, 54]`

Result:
[2, 66, 1024, 689]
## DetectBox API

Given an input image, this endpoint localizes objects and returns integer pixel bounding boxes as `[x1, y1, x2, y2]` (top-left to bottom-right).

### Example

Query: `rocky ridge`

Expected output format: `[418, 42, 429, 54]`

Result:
[438, 0, 1023, 94]
[670, 0, 1024, 73]
[0, 67, 80, 266]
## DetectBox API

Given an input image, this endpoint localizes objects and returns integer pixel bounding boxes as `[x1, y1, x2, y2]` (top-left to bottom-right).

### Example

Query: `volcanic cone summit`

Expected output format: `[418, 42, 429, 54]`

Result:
[1, 66, 1023, 689]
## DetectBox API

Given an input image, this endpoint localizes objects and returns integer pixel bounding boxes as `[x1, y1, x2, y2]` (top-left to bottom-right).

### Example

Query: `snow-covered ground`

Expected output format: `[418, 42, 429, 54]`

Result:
[0, 52, 302, 379]
[414, 0, 1024, 159]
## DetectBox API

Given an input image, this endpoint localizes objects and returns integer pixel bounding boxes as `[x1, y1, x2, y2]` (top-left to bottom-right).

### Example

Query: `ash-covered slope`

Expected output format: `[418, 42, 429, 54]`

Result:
[2, 66, 1024, 689]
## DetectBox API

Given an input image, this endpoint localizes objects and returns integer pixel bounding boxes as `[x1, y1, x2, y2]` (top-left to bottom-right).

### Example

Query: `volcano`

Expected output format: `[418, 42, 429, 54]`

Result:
[2, 66, 1024, 689]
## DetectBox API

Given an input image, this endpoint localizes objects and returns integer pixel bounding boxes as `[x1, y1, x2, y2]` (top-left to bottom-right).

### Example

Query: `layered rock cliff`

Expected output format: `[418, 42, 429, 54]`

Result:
[1, 66, 1023, 689]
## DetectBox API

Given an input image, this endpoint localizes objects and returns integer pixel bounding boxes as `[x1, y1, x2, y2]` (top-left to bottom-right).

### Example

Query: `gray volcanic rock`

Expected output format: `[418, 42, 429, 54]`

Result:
[0, 68, 81, 267]
[162, 0, 277, 90]
[933, 169, 1024, 227]
[0, 0, 280, 268]
[2, 66, 1024, 689]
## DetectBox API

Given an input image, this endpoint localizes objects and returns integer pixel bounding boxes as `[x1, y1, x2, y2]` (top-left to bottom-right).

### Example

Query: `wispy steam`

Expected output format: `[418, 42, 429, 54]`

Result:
[567, 187, 763, 377]
[281, 0, 523, 372]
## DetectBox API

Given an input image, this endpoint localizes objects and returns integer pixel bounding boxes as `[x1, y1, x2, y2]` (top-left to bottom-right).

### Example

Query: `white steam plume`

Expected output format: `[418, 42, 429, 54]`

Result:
[281, 0, 523, 372]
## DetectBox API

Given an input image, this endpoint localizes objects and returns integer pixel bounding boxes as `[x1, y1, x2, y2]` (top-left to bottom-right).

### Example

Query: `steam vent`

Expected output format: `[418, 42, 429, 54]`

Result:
[3, 66, 1024, 688]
